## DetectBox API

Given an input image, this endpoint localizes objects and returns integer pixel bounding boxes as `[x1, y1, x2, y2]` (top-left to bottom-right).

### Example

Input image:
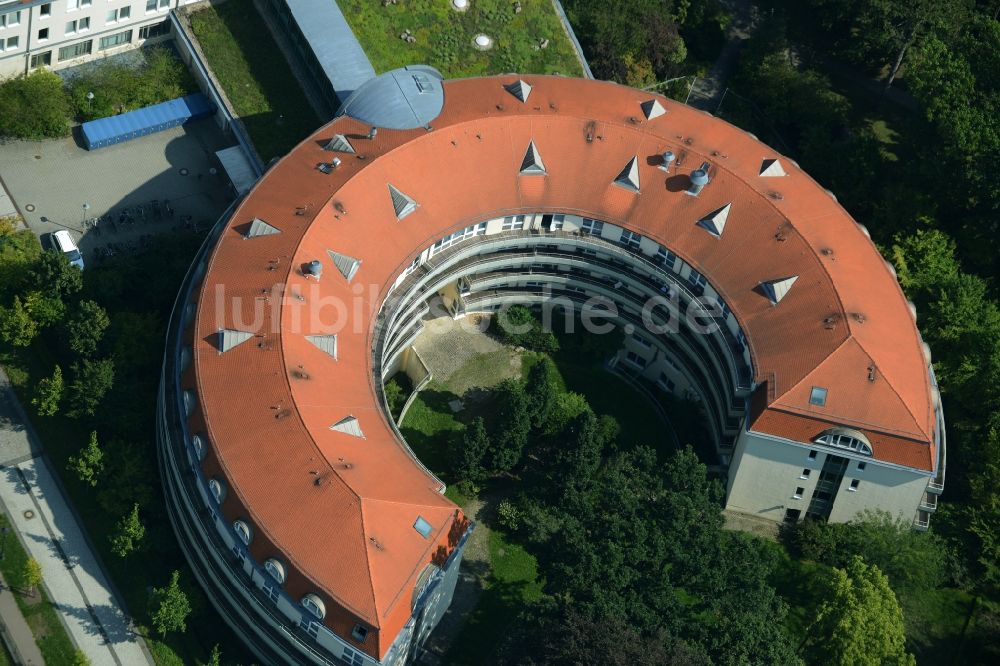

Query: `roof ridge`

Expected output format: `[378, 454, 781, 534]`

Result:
[849, 331, 932, 439]
[356, 501, 381, 627]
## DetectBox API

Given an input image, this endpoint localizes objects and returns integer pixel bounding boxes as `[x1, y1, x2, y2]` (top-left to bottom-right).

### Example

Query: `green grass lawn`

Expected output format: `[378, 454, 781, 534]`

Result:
[445, 528, 543, 665]
[0, 513, 76, 666]
[189, 0, 321, 162]
[340, 0, 584, 77]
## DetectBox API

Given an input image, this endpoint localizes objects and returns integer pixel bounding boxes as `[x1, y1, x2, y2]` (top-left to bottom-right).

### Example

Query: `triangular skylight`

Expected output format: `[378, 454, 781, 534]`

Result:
[324, 134, 355, 154]
[388, 184, 419, 220]
[519, 141, 546, 175]
[327, 250, 361, 282]
[505, 79, 532, 102]
[759, 158, 787, 177]
[760, 276, 799, 305]
[640, 99, 666, 120]
[330, 415, 364, 438]
[245, 218, 280, 239]
[217, 329, 254, 353]
[305, 334, 338, 360]
[613, 156, 640, 192]
[696, 203, 732, 237]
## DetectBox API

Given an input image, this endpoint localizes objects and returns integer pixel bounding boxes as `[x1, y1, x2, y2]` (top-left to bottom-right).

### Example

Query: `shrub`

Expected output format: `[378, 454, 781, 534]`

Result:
[0, 70, 70, 140]
[488, 305, 559, 352]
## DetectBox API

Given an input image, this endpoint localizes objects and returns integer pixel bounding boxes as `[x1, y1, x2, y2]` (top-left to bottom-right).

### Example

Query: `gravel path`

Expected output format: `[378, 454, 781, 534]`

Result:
[413, 315, 523, 395]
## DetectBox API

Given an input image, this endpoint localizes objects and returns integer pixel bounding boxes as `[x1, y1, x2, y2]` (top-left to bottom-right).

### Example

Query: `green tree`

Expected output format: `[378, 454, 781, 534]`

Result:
[0, 295, 39, 347]
[71, 650, 90, 666]
[0, 70, 70, 140]
[110, 503, 146, 557]
[66, 358, 115, 418]
[150, 570, 192, 637]
[488, 379, 532, 473]
[525, 359, 556, 430]
[22, 290, 65, 329]
[206, 644, 221, 666]
[853, 0, 971, 92]
[455, 417, 490, 483]
[966, 418, 1000, 594]
[805, 556, 914, 665]
[32, 365, 64, 417]
[22, 558, 43, 598]
[31, 250, 82, 299]
[97, 439, 156, 515]
[67, 431, 104, 487]
[65, 299, 111, 357]
[0, 230, 42, 300]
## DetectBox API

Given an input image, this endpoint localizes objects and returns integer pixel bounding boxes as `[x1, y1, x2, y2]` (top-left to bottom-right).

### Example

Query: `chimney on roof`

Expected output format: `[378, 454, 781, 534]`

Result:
[867, 365, 877, 382]
[686, 162, 711, 196]
[368, 127, 378, 140]
[660, 150, 676, 173]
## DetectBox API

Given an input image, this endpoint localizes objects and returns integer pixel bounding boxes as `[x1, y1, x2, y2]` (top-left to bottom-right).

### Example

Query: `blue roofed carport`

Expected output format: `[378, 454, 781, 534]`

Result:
[81, 94, 216, 150]
[284, 0, 376, 102]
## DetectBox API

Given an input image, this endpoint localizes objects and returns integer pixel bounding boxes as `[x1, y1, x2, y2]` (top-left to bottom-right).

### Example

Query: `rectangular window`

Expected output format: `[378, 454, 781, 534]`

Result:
[631, 333, 651, 348]
[66, 20, 77, 35]
[30, 51, 51, 68]
[624, 351, 646, 368]
[263, 585, 279, 603]
[352, 624, 369, 642]
[551, 214, 565, 231]
[800, 468, 811, 479]
[849, 479, 860, 491]
[857, 462, 866, 471]
[79, 16, 90, 31]
[2, 36, 17, 51]
[654, 245, 678, 271]
[501, 215, 525, 231]
[38, 27, 49, 41]
[793, 487, 804, 499]
[808, 450, 818, 460]
[139, 20, 169, 39]
[66, 0, 79, 10]
[581, 218, 604, 236]
[58, 40, 91, 61]
[40, 4, 51, 17]
[146, 0, 158, 11]
[106, 7, 130, 23]
[99, 29, 132, 50]
[687, 269, 707, 290]
[809, 386, 828, 406]
[0, 10, 21, 29]
[619, 229, 641, 249]
[342, 647, 365, 666]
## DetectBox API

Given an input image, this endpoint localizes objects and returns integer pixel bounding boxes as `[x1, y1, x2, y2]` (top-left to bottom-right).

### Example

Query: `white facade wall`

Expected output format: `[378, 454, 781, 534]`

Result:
[0, 0, 179, 78]
[726, 429, 930, 524]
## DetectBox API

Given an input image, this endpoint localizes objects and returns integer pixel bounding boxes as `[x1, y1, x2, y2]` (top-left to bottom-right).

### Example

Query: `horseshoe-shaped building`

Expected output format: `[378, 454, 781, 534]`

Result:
[157, 68, 945, 666]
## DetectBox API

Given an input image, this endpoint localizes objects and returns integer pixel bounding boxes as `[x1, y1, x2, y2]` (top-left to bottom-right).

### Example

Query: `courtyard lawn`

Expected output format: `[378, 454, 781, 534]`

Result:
[339, 0, 584, 78]
[445, 528, 543, 665]
[189, 0, 320, 162]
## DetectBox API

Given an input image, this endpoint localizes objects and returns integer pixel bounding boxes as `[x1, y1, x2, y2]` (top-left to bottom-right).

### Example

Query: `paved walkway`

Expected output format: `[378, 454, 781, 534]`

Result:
[0, 572, 44, 666]
[0, 368, 153, 666]
[688, 0, 756, 111]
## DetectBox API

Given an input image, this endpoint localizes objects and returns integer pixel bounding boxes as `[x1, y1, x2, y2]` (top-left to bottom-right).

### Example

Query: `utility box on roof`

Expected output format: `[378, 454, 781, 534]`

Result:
[81, 93, 216, 150]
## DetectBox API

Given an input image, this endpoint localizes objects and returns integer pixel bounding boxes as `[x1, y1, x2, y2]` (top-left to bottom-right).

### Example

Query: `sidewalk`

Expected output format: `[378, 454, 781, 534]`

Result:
[0, 572, 44, 666]
[0, 368, 153, 665]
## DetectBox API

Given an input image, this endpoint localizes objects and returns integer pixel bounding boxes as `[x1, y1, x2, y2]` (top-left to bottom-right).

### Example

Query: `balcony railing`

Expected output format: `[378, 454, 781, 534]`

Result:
[913, 511, 930, 531]
[919, 492, 938, 512]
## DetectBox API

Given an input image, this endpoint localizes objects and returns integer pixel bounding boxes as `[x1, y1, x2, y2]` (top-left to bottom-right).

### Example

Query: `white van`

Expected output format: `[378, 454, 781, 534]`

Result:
[52, 230, 85, 270]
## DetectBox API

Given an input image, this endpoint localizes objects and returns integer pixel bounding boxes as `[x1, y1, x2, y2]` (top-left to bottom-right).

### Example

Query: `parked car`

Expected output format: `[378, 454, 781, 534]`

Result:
[51, 229, 85, 270]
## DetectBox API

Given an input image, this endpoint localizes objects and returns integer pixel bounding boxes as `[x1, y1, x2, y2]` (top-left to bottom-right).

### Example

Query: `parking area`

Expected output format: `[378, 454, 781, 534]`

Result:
[0, 117, 237, 264]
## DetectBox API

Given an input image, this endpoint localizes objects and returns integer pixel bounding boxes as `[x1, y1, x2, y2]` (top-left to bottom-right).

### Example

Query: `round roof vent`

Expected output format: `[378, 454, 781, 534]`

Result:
[690, 168, 709, 185]
[337, 66, 445, 130]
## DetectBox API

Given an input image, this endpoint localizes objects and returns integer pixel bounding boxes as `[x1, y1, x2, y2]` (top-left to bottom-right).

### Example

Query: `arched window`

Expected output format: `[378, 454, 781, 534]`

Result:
[301, 593, 326, 620]
[183, 390, 197, 417]
[191, 434, 207, 461]
[813, 428, 873, 456]
[233, 519, 252, 546]
[208, 477, 226, 504]
[264, 558, 286, 585]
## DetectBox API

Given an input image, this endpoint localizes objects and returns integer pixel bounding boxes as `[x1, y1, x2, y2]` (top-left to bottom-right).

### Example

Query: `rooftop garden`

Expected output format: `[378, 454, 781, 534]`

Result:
[339, 0, 585, 78]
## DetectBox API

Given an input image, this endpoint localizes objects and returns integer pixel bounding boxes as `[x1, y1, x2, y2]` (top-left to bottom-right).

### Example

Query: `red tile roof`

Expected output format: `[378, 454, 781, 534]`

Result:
[187, 75, 936, 658]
